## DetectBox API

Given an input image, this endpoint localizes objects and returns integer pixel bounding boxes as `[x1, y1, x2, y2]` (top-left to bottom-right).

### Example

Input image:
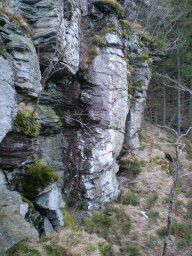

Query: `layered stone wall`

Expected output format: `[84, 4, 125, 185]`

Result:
[0, 1, 151, 253]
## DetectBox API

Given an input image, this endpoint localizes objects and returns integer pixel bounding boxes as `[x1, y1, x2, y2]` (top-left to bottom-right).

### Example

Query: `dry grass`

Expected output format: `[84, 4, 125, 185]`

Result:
[19, 122, 192, 256]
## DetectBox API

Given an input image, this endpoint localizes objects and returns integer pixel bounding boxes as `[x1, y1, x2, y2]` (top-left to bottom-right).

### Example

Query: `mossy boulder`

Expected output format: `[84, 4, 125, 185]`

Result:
[22, 161, 58, 198]
[14, 104, 40, 137]
[92, 0, 124, 17]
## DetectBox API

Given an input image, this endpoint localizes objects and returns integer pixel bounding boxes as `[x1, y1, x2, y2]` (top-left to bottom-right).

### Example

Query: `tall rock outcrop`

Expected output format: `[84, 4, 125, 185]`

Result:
[0, 0, 152, 252]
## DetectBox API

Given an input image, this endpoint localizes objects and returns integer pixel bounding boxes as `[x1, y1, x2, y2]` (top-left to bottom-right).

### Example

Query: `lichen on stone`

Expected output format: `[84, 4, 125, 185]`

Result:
[0, 8, 30, 35]
[21, 160, 58, 198]
[14, 104, 40, 137]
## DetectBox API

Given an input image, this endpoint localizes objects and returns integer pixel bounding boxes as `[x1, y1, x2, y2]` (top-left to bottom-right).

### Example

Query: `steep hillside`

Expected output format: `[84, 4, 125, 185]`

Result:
[6, 122, 192, 256]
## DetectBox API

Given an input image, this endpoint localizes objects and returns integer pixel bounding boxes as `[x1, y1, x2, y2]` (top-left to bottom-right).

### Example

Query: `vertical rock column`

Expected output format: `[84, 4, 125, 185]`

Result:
[63, 4, 129, 210]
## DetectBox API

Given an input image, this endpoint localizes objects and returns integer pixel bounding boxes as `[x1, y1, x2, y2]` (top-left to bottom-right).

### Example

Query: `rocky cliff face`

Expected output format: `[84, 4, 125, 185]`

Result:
[0, 0, 151, 254]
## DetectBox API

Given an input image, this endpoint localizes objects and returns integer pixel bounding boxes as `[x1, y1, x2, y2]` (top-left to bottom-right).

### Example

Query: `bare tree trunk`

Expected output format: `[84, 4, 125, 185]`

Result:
[177, 49, 181, 136]
[163, 83, 167, 125]
[162, 143, 180, 256]
[189, 80, 192, 138]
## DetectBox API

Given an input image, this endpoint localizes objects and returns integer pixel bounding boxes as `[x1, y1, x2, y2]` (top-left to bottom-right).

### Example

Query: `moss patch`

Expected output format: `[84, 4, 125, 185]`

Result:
[62, 209, 76, 230]
[14, 104, 40, 137]
[22, 160, 58, 198]
[92, 0, 124, 17]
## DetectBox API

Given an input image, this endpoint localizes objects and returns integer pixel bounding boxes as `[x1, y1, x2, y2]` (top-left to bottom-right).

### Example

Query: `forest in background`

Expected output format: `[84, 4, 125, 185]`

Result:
[141, 0, 192, 134]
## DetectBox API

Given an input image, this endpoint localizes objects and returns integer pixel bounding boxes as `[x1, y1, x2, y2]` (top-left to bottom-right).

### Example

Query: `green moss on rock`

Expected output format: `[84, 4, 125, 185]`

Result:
[135, 53, 149, 62]
[62, 209, 76, 230]
[120, 19, 133, 40]
[92, 36, 107, 47]
[14, 104, 40, 137]
[22, 160, 58, 198]
[132, 81, 143, 87]
[92, 0, 124, 17]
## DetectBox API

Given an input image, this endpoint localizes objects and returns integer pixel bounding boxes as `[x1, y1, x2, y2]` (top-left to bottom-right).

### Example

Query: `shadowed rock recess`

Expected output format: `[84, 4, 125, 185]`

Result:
[0, 0, 151, 254]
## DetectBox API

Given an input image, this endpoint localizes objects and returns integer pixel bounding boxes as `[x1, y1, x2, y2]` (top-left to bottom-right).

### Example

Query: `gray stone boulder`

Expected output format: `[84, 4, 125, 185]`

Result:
[0, 186, 39, 255]
[36, 184, 65, 210]
[0, 171, 6, 185]
[35, 184, 65, 227]
[42, 218, 56, 237]
[0, 11, 42, 98]
[11, 0, 81, 75]
[7, 35, 42, 97]
[38, 134, 65, 189]
[0, 57, 16, 143]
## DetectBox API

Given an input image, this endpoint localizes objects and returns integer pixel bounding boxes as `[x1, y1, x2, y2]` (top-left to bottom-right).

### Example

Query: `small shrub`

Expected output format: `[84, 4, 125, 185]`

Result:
[44, 245, 67, 256]
[119, 160, 141, 176]
[99, 243, 112, 256]
[147, 193, 158, 209]
[187, 186, 192, 197]
[121, 218, 132, 232]
[131, 164, 142, 176]
[126, 244, 140, 256]
[170, 220, 184, 236]
[14, 104, 40, 137]
[149, 211, 159, 220]
[145, 235, 157, 248]
[187, 199, 192, 210]
[157, 226, 166, 237]
[160, 160, 169, 172]
[84, 244, 98, 254]
[6, 243, 41, 256]
[120, 19, 132, 40]
[122, 192, 139, 206]
[164, 196, 170, 204]
[135, 53, 149, 62]
[92, 212, 112, 226]
[22, 161, 58, 198]
[84, 212, 112, 238]
[175, 178, 184, 195]
[174, 199, 184, 212]
[176, 230, 192, 248]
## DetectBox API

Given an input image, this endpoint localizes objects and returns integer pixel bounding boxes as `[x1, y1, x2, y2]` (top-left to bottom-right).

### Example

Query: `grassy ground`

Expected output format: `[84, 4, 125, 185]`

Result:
[7, 122, 192, 256]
